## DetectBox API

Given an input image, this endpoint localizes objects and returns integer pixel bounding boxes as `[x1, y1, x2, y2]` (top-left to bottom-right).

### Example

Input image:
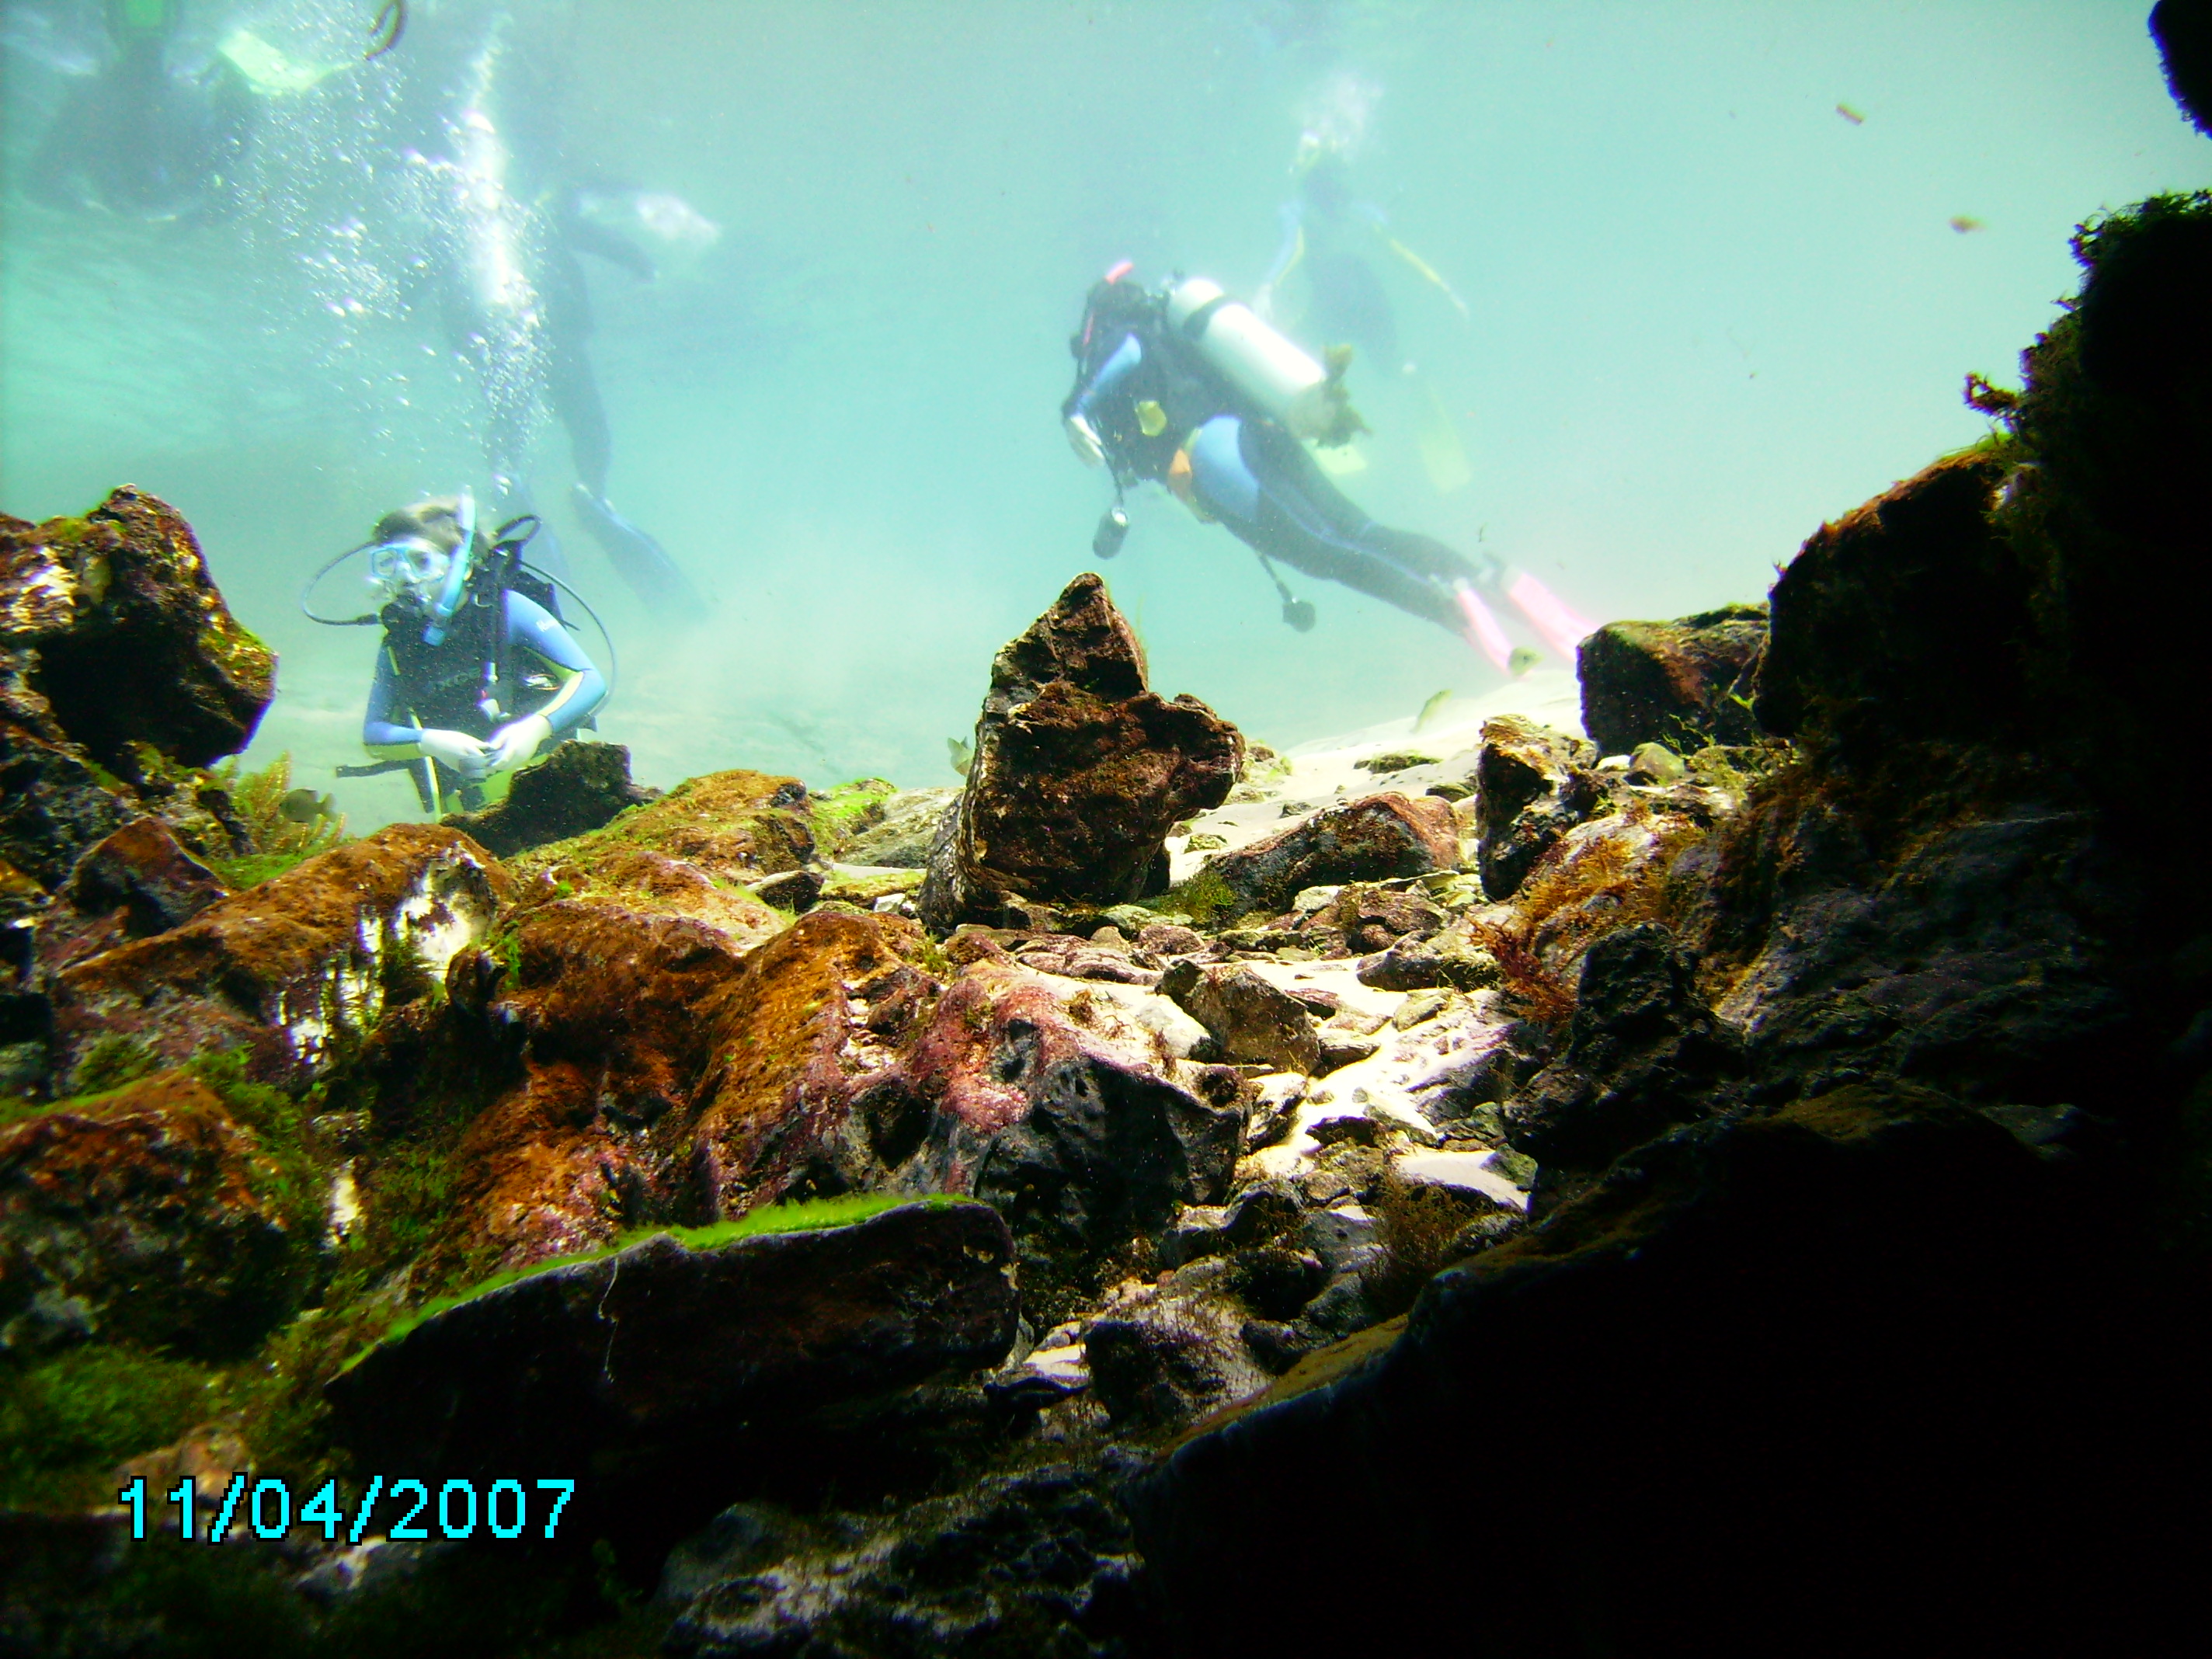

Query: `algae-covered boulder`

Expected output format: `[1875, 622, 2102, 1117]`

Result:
[325, 1201, 1020, 1518]
[1753, 450, 2026, 750]
[50, 824, 509, 1088]
[0, 648, 134, 908]
[440, 738, 659, 858]
[0, 1068, 304, 1356]
[921, 574, 1242, 928]
[0, 487, 273, 774]
[1200, 793, 1462, 922]
[1577, 603, 1767, 757]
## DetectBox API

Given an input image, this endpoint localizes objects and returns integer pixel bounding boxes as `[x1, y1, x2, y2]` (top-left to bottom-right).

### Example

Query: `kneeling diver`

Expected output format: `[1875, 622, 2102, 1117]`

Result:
[1062, 265, 1591, 670]
[336, 493, 607, 815]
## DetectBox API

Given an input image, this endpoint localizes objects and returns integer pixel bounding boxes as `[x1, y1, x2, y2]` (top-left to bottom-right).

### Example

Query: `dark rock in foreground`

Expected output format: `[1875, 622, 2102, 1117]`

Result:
[0, 1068, 301, 1356]
[663, 1458, 1162, 1659]
[1201, 792, 1460, 920]
[1125, 1087, 2207, 1657]
[440, 738, 659, 857]
[326, 1201, 1021, 1506]
[921, 574, 1241, 928]
[2154, 0, 2212, 134]
[1577, 602, 1766, 757]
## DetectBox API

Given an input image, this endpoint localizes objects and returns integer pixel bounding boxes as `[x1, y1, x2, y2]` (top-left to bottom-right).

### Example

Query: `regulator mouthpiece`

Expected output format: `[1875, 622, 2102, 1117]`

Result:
[422, 487, 478, 646]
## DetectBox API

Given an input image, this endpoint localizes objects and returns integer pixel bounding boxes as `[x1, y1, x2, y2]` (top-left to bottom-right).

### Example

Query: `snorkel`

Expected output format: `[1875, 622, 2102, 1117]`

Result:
[420, 488, 477, 646]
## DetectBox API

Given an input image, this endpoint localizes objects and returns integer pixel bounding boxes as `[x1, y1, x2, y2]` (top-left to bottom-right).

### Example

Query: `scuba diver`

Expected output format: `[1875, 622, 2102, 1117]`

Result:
[12, 0, 255, 221]
[381, 2, 708, 618]
[1254, 125, 1477, 496]
[310, 492, 607, 816]
[1063, 264, 1591, 673]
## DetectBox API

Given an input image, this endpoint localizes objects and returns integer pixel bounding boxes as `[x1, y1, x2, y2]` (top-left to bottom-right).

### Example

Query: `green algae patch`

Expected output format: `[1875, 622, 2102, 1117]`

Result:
[341, 1193, 978, 1371]
[0, 1344, 217, 1508]
[809, 776, 899, 854]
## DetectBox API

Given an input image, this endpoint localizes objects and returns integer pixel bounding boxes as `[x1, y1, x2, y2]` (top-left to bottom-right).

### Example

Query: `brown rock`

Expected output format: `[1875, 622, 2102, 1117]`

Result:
[1577, 603, 1767, 758]
[1204, 794, 1462, 922]
[519, 767, 816, 889]
[920, 575, 1241, 927]
[50, 825, 509, 1088]
[0, 489, 274, 773]
[0, 648, 133, 908]
[62, 817, 229, 938]
[1473, 717, 1603, 900]
[1323, 885, 1447, 954]
[440, 739, 659, 857]
[1160, 961, 1322, 1075]
[0, 1069, 301, 1355]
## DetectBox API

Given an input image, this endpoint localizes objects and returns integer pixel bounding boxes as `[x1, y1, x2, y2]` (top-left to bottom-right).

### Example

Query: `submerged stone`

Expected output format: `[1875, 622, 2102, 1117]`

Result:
[920, 573, 1241, 927]
[1577, 603, 1767, 757]
[439, 738, 659, 857]
[1202, 793, 1462, 921]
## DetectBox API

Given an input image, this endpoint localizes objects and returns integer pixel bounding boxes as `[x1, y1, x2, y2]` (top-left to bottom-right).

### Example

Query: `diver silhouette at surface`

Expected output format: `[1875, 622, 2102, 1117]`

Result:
[10, 0, 254, 221]
[1063, 265, 1591, 672]
[377, 1, 708, 617]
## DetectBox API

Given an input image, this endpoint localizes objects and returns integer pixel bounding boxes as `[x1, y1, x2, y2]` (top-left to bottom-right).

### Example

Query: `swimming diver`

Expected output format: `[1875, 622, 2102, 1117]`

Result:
[13, 0, 254, 221]
[1062, 264, 1591, 672]
[384, 5, 707, 618]
[342, 493, 607, 816]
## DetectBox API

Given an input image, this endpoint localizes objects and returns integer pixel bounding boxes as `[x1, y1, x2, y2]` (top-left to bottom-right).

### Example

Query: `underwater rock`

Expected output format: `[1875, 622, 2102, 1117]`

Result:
[889, 957, 1245, 1290]
[1577, 603, 1767, 757]
[1202, 793, 1462, 921]
[49, 825, 509, 1090]
[1160, 959, 1321, 1074]
[1473, 716, 1604, 900]
[325, 1200, 1020, 1511]
[2153, 0, 2212, 134]
[1125, 1085, 2201, 1657]
[520, 766, 815, 885]
[1504, 922, 1742, 1191]
[0, 1068, 298, 1356]
[61, 817, 229, 939]
[1706, 798, 2133, 1109]
[663, 1456, 1160, 1659]
[920, 573, 1241, 928]
[829, 785, 957, 868]
[1753, 451, 2026, 751]
[0, 488, 273, 774]
[1322, 883, 1446, 953]
[438, 738, 659, 858]
[0, 647, 134, 910]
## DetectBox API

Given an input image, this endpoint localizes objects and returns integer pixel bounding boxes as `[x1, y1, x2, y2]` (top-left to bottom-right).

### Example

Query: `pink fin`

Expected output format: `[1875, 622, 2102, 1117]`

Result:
[1507, 572, 1596, 658]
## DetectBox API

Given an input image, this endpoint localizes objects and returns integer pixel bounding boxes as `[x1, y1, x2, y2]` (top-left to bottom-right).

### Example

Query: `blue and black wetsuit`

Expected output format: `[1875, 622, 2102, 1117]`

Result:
[1063, 281, 1496, 635]
[363, 587, 606, 811]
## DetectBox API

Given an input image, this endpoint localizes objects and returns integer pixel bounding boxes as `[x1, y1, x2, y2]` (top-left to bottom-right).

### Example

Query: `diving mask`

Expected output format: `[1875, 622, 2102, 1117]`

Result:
[367, 535, 453, 602]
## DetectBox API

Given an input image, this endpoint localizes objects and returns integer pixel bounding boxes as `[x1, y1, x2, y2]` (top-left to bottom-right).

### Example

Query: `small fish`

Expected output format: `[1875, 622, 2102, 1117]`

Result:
[279, 788, 336, 824]
[1835, 103, 1865, 125]
[1412, 688, 1452, 734]
[1507, 647, 1541, 676]
[947, 737, 973, 778]
[365, 0, 406, 62]
[1949, 214, 1986, 235]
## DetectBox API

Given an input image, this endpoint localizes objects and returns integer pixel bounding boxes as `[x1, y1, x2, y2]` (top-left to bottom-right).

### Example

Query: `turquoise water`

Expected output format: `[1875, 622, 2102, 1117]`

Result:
[2, 1, 2201, 830]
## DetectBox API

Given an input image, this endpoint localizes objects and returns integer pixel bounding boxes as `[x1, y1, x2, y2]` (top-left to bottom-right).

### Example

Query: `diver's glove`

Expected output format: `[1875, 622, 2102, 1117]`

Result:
[1065, 413, 1106, 468]
[416, 728, 493, 782]
[485, 713, 553, 776]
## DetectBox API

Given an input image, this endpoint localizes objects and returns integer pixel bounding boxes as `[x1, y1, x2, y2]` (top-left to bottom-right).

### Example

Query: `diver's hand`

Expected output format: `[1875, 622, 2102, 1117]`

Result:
[1065, 413, 1106, 468]
[485, 714, 553, 776]
[416, 728, 493, 781]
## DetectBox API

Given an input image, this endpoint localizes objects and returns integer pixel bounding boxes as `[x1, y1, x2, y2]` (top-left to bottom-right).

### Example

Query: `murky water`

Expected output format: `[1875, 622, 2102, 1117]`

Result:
[3, 1, 2200, 829]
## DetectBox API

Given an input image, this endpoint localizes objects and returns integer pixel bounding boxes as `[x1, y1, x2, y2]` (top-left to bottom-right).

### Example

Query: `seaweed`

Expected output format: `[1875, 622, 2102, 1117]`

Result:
[201, 753, 348, 889]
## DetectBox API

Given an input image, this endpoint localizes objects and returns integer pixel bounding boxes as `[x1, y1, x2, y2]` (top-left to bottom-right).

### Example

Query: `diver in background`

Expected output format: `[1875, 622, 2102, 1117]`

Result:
[12, 0, 254, 221]
[381, 1, 708, 618]
[348, 493, 607, 815]
[1255, 123, 1476, 496]
[1063, 266, 1591, 672]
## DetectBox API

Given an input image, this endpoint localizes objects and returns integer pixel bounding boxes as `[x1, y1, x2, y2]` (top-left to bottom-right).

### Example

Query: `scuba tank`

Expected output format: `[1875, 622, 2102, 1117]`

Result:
[1164, 276, 1364, 447]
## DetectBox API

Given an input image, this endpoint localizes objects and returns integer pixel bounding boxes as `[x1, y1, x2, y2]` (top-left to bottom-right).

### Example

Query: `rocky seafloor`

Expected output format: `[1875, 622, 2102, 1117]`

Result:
[6, 40, 2212, 1659]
